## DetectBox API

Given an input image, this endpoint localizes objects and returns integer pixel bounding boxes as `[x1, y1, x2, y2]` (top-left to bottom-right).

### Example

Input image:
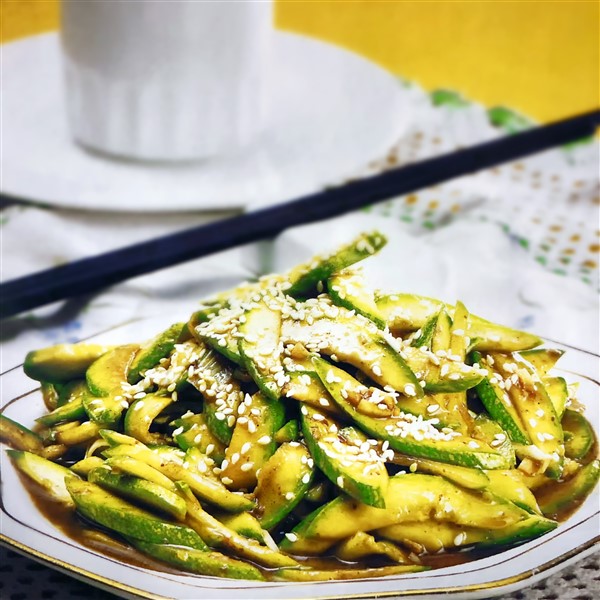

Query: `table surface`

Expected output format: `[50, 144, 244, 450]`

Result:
[1, 544, 599, 600]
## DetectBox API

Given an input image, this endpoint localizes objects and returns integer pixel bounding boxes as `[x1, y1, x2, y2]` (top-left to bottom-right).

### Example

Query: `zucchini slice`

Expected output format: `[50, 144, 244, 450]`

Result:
[7, 450, 74, 506]
[314, 358, 509, 470]
[281, 473, 529, 554]
[1, 416, 43, 453]
[88, 465, 187, 519]
[84, 345, 139, 426]
[285, 231, 387, 297]
[281, 307, 423, 399]
[66, 476, 206, 549]
[254, 441, 314, 529]
[562, 409, 595, 459]
[301, 405, 388, 507]
[238, 300, 285, 402]
[24, 344, 111, 383]
[327, 269, 386, 329]
[220, 392, 285, 491]
[376, 293, 542, 351]
[127, 323, 185, 384]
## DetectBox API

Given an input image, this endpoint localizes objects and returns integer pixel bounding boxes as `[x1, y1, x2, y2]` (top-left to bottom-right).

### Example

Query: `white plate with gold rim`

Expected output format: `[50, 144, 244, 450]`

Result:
[1, 320, 598, 600]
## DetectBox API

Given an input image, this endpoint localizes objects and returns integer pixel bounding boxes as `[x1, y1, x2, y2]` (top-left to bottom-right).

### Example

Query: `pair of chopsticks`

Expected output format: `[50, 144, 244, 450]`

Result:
[1, 109, 599, 320]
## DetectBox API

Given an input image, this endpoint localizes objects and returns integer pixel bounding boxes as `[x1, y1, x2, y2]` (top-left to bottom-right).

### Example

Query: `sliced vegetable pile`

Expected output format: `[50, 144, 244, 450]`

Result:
[1, 232, 598, 582]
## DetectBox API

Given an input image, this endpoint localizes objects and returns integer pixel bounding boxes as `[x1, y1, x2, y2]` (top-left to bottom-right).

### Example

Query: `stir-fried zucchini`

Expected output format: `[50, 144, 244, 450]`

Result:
[3, 231, 598, 583]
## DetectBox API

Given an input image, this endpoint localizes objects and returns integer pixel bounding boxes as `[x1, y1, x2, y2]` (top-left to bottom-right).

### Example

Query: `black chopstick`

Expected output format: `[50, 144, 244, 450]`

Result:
[1, 109, 599, 319]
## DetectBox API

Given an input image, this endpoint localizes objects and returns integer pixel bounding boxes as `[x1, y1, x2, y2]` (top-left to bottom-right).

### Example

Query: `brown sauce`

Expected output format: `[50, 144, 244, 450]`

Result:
[16, 467, 571, 583]
[18, 471, 181, 575]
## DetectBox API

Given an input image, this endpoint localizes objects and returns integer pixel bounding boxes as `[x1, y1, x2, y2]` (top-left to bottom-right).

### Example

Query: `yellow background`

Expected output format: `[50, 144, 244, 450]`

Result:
[1, 0, 598, 122]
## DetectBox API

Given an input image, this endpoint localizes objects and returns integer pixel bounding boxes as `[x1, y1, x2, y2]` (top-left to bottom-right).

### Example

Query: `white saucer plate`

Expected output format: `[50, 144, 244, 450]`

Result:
[0, 317, 598, 600]
[1, 32, 408, 212]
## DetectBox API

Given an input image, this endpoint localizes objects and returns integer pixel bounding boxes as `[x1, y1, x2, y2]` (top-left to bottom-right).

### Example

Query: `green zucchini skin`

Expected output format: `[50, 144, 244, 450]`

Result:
[281, 473, 531, 554]
[65, 476, 207, 549]
[127, 323, 185, 384]
[286, 231, 387, 297]
[7, 450, 74, 506]
[84, 345, 139, 427]
[1, 417, 43, 453]
[313, 357, 511, 470]
[562, 410, 595, 459]
[327, 269, 386, 329]
[24, 344, 111, 383]
[301, 406, 388, 508]
[536, 460, 600, 519]
[128, 539, 265, 580]
[376, 293, 542, 352]
[88, 465, 187, 520]
[253, 442, 314, 529]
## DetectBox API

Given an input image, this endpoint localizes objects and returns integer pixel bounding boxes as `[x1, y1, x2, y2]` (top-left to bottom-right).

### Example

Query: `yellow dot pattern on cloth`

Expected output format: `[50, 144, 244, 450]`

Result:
[358, 88, 599, 289]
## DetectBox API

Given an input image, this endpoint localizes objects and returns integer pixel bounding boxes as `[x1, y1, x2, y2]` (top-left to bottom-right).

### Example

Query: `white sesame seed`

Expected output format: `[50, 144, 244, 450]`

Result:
[257, 435, 272, 445]
[285, 532, 298, 542]
[336, 476, 344, 488]
[301, 473, 310, 484]
[404, 384, 417, 397]
[221, 476, 233, 485]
